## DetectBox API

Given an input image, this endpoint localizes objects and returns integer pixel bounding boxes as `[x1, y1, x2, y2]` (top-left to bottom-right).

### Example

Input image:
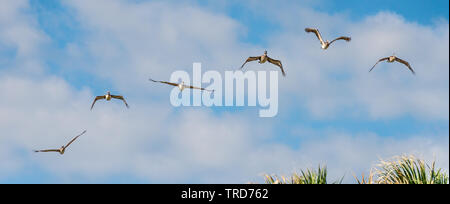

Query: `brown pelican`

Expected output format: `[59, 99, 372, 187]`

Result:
[370, 55, 415, 75]
[34, 130, 86, 155]
[91, 91, 129, 110]
[149, 78, 214, 92]
[305, 28, 351, 50]
[240, 51, 286, 76]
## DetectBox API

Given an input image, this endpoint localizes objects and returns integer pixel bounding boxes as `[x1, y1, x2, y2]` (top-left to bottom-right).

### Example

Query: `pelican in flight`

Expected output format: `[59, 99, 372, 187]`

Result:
[91, 91, 129, 110]
[305, 28, 351, 50]
[370, 55, 415, 75]
[149, 78, 214, 92]
[240, 51, 286, 76]
[34, 130, 86, 155]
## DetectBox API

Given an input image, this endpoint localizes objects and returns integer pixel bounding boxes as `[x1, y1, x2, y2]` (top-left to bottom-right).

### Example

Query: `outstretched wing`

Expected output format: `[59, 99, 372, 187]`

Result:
[64, 130, 86, 149]
[34, 149, 60, 153]
[183, 85, 214, 92]
[329, 36, 351, 45]
[91, 96, 106, 110]
[369, 57, 389, 72]
[267, 57, 286, 77]
[111, 95, 130, 108]
[395, 57, 415, 75]
[240, 56, 261, 70]
[305, 28, 325, 45]
[149, 78, 179, 87]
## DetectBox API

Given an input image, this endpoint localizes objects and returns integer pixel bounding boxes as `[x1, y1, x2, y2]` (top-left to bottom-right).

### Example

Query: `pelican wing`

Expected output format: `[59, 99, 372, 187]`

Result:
[111, 95, 130, 108]
[305, 28, 325, 45]
[183, 85, 214, 92]
[64, 130, 86, 149]
[329, 36, 351, 45]
[34, 149, 60, 153]
[149, 78, 179, 87]
[395, 58, 415, 75]
[369, 57, 389, 72]
[240, 56, 260, 70]
[91, 96, 106, 110]
[267, 57, 286, 77]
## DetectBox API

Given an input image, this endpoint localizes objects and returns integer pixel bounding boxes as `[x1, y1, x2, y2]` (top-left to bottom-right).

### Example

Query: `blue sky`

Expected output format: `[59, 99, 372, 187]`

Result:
[0, 0, 448, 184]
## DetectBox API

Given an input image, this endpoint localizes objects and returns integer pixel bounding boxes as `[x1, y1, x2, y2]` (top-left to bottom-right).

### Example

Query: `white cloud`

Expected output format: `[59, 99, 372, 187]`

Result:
[267, 11, 449, 120]
[60, 0, 251, 94]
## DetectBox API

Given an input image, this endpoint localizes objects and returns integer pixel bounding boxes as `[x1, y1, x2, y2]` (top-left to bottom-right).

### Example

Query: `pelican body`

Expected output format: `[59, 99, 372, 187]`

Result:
[149, 79, 214, 92]
[322, 41, 331, 50]
[178, 82, 185, 92]
[57, 146, 66, 155]
[387, 56, 397, 63]
[259, 51, 269, 64]
[91, 91, 129, 110]
[240, 51, 286, 76]
[370, 55, 415, 75]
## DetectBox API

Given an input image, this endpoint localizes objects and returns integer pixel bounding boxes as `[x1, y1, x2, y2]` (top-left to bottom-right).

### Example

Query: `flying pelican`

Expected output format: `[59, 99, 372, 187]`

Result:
[91, 91, 129, 110]
[240, 51, 286, 76]
[305, 28, 351, 50]
[370, 55, 415, 75]
[149, 78, 214, 92]
[34, 130, 86, 155]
